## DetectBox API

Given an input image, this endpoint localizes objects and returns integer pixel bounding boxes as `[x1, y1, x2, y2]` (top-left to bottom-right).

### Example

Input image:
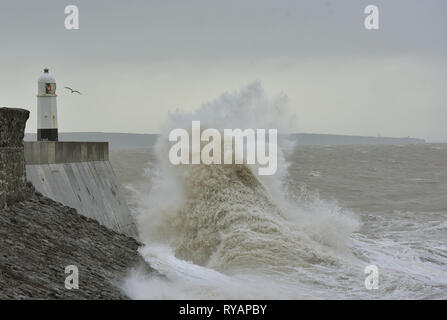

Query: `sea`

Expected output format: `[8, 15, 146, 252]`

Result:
[109, 83, 446, 300]
[110, 143, 447, 300]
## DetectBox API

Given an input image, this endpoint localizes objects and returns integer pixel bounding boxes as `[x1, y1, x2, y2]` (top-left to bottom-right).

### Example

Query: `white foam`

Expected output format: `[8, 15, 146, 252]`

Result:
[122, 82, 363, 299]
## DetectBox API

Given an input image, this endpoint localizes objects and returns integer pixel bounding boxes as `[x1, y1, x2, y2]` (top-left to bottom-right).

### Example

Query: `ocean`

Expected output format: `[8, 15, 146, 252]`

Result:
[110, 143, 447, 299]
[106, 82, 446, 300]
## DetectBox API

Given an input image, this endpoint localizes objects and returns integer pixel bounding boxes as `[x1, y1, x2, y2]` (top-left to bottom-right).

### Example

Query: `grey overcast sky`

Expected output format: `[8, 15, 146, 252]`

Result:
[1, 0, 446, 141]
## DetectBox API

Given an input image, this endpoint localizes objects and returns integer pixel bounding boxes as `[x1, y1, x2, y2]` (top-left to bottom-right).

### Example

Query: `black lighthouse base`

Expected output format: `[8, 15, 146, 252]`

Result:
[38, 129, 58, 142]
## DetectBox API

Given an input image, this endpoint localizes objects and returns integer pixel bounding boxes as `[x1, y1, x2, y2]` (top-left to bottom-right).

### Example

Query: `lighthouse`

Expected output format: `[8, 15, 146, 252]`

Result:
[37, 68, 58, 141]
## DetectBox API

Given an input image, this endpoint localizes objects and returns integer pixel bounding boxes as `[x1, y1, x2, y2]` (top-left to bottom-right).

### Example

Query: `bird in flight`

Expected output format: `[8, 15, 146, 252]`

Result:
[64, 87, 82, 94]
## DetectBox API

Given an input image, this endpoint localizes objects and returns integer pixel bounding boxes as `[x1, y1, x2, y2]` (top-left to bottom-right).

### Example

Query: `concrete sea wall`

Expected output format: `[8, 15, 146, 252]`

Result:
[25, 142, 138, 238]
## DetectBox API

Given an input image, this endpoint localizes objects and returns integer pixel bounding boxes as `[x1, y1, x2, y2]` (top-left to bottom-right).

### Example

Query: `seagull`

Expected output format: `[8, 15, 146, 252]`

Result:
[64, 87, 82, 94]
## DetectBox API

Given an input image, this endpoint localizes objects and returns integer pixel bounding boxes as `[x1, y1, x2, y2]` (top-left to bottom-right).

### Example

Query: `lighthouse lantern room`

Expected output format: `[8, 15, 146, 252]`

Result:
[37, 68, 58, 141]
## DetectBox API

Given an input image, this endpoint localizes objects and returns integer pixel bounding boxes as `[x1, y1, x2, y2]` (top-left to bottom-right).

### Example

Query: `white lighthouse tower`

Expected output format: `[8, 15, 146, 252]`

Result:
[37, 68, 58, 141]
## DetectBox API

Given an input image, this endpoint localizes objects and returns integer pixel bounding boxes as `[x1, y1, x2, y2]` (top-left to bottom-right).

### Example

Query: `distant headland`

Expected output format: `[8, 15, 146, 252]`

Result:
[25, 132, 426, 150]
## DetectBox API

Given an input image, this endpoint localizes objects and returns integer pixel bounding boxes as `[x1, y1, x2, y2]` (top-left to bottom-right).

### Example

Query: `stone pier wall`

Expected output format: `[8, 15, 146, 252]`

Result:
[0, 108, 33, 210]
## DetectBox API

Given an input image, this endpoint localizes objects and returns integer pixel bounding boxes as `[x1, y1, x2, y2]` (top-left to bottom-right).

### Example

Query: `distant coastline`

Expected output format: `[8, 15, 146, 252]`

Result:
[288, 133, 426, 146]
[24, 132, 426, 150]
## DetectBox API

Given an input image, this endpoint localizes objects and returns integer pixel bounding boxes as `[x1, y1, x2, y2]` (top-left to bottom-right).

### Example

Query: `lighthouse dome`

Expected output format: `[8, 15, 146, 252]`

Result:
[38, 68, 56, 83]
[38, 68, 56, 95]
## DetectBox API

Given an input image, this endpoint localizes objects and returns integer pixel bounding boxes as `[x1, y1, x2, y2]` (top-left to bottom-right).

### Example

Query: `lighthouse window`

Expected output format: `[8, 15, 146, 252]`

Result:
[45, 83, 56, 94]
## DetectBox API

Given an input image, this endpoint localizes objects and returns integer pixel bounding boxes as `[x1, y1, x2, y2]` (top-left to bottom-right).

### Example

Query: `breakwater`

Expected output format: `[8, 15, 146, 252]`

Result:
[0, 107, 147, 299]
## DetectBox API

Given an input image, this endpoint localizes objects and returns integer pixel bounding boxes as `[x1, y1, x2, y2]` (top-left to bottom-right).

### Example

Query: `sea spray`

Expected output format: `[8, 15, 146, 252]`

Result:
[124, 82, 361, 299]
[168, 121, 278, 175]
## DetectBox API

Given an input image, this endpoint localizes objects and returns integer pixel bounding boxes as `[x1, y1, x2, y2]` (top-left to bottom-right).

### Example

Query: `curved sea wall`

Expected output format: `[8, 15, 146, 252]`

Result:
[24, 142, 137, 238]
